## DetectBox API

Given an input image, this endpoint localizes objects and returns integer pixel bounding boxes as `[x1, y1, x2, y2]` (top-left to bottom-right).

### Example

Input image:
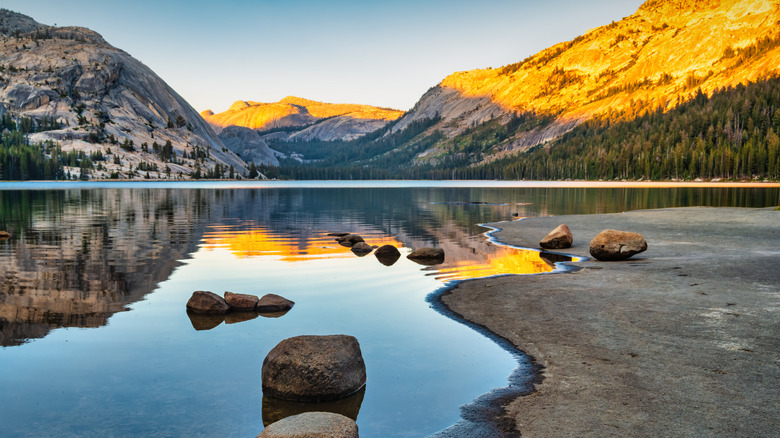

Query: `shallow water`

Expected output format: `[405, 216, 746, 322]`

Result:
[0, 183, 777, 437]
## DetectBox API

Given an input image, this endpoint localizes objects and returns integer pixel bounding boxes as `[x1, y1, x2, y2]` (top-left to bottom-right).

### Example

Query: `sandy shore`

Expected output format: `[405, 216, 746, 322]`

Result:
[440, 207, 779, 437]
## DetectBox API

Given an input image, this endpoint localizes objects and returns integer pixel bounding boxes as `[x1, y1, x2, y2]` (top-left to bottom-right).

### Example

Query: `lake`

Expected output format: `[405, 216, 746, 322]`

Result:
[0, 182, 778, 437]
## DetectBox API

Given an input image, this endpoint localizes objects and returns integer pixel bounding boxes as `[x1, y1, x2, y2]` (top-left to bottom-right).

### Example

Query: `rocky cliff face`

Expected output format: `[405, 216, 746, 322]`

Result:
[395, 0, 780, 158]
[0, 9, 246, 179]
[201, 96, 404, 159]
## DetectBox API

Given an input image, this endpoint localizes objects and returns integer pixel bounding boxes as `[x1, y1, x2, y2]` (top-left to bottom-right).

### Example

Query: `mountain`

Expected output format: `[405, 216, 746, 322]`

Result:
[202, 96, 404, 149]
[272, 0, 779, 178]
[0, 9, 246, 179]
[391, 0, 780, 163]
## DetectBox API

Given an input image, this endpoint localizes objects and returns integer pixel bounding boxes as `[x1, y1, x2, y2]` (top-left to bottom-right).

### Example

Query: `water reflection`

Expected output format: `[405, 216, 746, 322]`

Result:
[262, 386, 366, 427]
[1, 184, 776, 347]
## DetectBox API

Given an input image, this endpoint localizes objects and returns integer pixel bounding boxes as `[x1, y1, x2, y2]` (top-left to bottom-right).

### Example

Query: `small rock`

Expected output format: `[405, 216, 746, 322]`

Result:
[350, 242, 373, 255]
[374, 245, 401, 266]
[0, 231, 10, 239]
[262, 335, 367, 402]
[336, 234, 364, 247]
[407, 247, 445, 265]
[186, 291, 230, 314]
[540, 224, 573, 249]
[589, 229, 648, 261]
[257, 412, 358, 438]
[224, 291, 260, 311]
[327, 232, 351, 237]
[374, 245, 400, 257]
[256, 294, 295, 313]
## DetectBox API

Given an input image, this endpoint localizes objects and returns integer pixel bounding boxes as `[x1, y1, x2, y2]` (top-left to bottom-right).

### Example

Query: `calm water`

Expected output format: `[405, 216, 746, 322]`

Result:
[0, 182, 777, 437]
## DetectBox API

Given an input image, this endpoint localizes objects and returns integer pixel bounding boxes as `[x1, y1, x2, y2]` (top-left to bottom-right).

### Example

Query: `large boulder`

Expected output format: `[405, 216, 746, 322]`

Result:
[224, 291, 260, 311]
[257, 412, 359, 438]
[256, 294, 295, 313]
[539, 224, 573, 249]
[336, 234, 364, 247]
[589, 229, 648, 261]
[262, 335, 367, 402]
[407, 247, 445, 265]
[186, 291, 230, 314]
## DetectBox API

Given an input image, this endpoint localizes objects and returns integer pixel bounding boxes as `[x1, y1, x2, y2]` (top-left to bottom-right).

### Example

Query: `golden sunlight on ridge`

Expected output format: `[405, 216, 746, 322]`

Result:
[440, 0, 780, 120]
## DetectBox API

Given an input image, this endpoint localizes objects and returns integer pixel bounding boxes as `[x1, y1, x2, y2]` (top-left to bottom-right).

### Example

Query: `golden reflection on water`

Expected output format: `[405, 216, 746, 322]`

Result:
[200, 225, 578, 283]
[202, 225, 404, 262]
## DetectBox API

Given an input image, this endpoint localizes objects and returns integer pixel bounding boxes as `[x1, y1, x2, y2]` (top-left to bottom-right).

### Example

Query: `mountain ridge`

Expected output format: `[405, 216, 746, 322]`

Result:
[390, 0, 780, 165]
[0, 9, 247, 179]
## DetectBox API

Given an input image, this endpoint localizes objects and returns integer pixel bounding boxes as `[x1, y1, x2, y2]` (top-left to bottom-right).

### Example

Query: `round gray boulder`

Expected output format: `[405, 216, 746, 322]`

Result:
[186, 291, 230, 314]
[262, 335, 366, 402]
[257, 412, 358, 438]
[589, 229, 648, 261]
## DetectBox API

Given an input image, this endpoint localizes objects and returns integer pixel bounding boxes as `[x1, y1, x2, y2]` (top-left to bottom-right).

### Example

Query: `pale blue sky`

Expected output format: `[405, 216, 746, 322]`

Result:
[5, 0, 645, 112]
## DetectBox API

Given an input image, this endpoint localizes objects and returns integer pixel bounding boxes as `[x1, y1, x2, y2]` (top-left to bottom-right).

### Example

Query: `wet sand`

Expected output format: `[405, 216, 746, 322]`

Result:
[441, 207, 779, 437]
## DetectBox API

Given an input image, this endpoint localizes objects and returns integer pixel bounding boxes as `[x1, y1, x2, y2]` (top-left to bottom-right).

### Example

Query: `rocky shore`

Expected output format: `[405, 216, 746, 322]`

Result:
[440, 207, 779, 437]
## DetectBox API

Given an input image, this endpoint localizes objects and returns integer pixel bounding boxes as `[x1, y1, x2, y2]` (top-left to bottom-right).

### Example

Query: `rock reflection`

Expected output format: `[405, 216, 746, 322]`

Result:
[261, 385, 366, 427]
[540, 252, 575, 269]
[258, 309, 291, 319]
[225, 312, 260, 325]
[187, 312, 224, 331]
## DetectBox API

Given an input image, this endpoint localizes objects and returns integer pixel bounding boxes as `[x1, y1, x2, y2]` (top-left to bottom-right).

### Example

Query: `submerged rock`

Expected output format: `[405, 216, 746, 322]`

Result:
[336, 234, 364, 247]
[262, 335, 367, 402]
[186, 291, 230, 314]
[224, 291, 260, 311]
[540, 224, 573, 249]
[407, 247, 445, 265]
[0, 231, 10, 239]
[589, 229, 647, 261]
[350, 242, 373, 255]
[257, 412, 359, 438]
[256, 294, 295, 313]
[327, 232, 351, 237]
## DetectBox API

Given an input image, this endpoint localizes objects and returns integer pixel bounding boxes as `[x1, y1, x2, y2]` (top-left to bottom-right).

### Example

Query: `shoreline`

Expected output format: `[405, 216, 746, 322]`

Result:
[1, 180, 780, 190]
[438, 207, 779, 437]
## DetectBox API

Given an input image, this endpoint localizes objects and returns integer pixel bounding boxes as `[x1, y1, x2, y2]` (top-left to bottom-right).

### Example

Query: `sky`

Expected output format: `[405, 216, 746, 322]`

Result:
[5, 0, 645, 112]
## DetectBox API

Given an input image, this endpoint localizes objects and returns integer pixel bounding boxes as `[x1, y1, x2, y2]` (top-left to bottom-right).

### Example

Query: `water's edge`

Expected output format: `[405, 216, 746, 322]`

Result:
[425, 221, 583, 437]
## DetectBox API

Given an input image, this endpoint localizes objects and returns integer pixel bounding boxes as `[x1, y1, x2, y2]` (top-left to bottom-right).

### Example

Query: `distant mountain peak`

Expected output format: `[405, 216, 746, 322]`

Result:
[0, 9, 246, 179]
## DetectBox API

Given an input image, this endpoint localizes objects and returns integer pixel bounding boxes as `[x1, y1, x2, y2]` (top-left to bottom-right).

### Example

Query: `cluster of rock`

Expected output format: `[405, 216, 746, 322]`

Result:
[259, 334, 365, 437]
[330, 232, 445, 266]
[186, 291, 294, 315]
[539, 224, 647, 261]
